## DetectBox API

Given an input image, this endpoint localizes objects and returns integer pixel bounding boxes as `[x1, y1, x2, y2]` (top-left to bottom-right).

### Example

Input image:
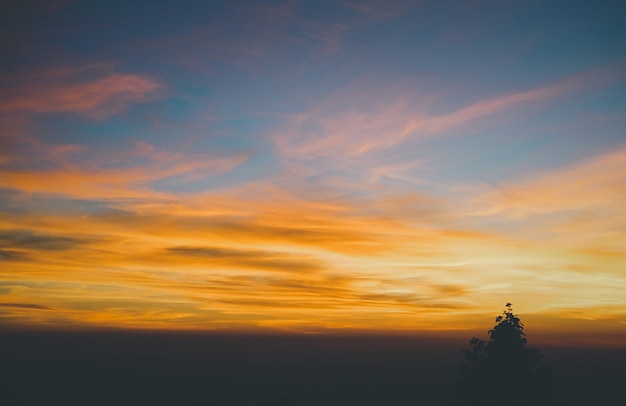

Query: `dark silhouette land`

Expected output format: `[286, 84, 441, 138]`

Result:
[453, 303, 556, 406]
[2, 308, 625, 405]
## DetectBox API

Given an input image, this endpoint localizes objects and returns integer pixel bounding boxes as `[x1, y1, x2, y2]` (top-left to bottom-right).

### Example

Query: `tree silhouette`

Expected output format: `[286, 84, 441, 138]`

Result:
[452, 303, 556, 406]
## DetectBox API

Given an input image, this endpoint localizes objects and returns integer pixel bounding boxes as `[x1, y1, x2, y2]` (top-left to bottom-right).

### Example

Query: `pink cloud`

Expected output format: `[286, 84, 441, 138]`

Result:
[271, 68, 621, 182]
[0, 71, 160, 118]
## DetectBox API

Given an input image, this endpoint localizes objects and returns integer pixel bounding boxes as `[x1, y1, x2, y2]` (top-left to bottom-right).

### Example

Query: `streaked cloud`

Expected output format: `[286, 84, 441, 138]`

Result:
[0, 139, 249, 200]
[0, 69, 160, 118]
[0, 249, 30, 261]
[0, 302, 53, 310]
[165, 246, 326, 273]
[0, 229, 91, 251]
[472, 147, 626, 218]
[272, 68, 619, 184]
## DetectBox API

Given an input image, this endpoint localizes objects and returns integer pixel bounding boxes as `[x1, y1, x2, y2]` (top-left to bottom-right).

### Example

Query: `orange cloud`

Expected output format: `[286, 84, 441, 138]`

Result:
[466, 147, 626, 267]
[0, 175, 495, 331]
[1, 177, 623, 334]
[2, 135, 624, 334]
[0, 139, 249, 200]
[472, 147, 626, 218]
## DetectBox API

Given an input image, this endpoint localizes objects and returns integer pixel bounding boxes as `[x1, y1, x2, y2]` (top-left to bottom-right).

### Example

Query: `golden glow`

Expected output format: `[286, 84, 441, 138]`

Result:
[1, 68, 625, 340]
[2, 144, 625, 335]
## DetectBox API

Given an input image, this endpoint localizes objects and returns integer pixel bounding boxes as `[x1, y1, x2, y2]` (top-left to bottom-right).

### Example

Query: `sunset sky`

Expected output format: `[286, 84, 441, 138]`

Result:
[1, 0, 625, 341]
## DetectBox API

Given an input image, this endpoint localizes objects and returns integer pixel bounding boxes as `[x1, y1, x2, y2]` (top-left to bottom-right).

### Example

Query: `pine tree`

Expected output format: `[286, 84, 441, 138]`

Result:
[453, 303, 556, 406]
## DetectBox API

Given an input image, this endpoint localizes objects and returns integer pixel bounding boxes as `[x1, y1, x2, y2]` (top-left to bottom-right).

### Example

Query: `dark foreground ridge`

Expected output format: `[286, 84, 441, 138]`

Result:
[1, 312, 624, 405]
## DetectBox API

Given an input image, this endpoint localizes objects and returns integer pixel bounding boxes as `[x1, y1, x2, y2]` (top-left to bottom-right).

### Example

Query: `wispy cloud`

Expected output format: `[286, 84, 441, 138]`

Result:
[0, 247, 31, 261]
[0, 302, 53, 310]
[471, 147, 626, 219]
[273, 69, 618, 175]
[0, 66, 161, 118]
[0, 138, 249, 200]
[0, 229, 92, 251]
[165, 246, 326, 273]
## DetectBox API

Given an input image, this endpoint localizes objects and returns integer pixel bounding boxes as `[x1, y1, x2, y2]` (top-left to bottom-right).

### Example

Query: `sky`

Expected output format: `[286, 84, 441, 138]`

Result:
[1, 0, 625, 342]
